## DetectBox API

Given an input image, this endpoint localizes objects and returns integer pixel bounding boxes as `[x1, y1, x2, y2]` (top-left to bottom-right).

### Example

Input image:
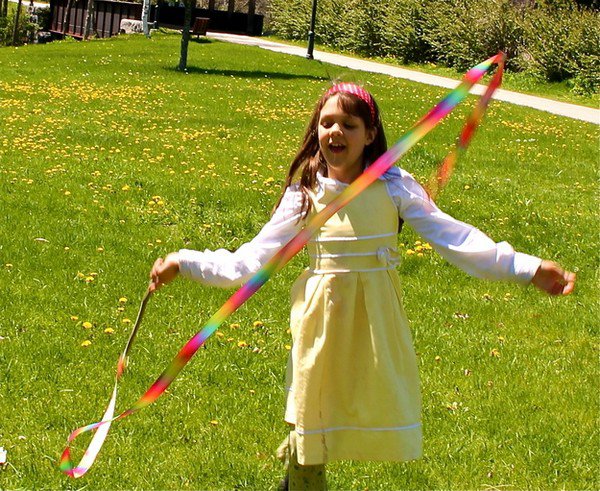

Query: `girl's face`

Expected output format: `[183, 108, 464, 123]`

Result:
[317, 95, 376, 183]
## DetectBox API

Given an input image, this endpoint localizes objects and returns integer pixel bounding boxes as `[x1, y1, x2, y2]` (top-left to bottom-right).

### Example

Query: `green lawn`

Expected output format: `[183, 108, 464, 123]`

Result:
[0, 31, 598, 490]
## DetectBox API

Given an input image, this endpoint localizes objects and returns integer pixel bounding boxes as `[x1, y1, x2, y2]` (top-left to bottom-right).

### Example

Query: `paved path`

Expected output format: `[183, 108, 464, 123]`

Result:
[208, 32, 599, 125]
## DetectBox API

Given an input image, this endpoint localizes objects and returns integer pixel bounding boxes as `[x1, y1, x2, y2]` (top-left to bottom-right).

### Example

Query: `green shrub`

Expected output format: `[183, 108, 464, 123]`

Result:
[520, 5, 599, 93]
[0, 5, 37, 46]
[267, 0, 600, 94]
[420, 0, 525, 71]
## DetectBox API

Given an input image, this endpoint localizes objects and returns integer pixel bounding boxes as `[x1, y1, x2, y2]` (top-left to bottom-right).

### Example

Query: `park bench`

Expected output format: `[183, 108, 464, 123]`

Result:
[191, 17, 209, 38]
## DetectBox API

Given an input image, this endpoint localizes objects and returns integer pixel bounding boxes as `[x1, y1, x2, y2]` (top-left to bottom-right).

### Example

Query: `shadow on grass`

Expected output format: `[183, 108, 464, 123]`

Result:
[164, 65, 328, 81]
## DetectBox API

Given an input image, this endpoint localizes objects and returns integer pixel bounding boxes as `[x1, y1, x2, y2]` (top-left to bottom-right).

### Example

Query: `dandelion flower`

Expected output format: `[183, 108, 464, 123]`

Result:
[122, 318, 131, 325]
[253, 321, 264, 328]
[70, 315, 79, 321]
[237, 340, 248, 348]
[210, 420, 219, 426]
[82, 321, 93, 329]
[119, 297, 128, 304]
[81, 340, 92, 347]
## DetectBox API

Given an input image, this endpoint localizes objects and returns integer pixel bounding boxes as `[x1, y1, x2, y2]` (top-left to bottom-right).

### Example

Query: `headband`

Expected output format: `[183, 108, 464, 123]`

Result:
[325, 83, 377, 125]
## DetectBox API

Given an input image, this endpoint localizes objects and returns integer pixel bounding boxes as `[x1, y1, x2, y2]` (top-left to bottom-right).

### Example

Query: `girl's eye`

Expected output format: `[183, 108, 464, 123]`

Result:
[344, 123, 356, 129]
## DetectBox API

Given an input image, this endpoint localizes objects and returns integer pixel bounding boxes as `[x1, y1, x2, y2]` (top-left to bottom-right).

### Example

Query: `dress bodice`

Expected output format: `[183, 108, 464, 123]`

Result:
[306, 180, 400, 273]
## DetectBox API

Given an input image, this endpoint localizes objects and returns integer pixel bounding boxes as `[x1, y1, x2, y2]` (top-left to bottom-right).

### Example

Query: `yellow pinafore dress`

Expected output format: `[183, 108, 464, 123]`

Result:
[284, 179, 422, 466]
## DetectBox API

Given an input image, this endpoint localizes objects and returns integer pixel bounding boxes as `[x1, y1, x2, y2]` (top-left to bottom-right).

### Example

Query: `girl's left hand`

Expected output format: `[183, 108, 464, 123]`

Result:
[531, 260, 576, 296]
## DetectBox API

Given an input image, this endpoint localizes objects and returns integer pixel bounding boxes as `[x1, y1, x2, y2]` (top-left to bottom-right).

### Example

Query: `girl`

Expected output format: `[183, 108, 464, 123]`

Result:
[149, 83, 575, 490]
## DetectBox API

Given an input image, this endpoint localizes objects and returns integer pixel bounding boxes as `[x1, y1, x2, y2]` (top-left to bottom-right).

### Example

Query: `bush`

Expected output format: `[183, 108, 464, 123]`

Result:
[420, 0, 525, 71]
[520, 5, 600, 93]
[267, 0, 600, 94]
[0, 6, 36, 46]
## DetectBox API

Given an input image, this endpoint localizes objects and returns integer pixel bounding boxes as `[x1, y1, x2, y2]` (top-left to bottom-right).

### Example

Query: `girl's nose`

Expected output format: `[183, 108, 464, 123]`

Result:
[330, 123, 343, 135]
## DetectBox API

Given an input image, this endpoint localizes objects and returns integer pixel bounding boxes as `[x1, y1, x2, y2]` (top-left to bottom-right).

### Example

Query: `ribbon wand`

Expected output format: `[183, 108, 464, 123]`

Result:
[60, 285, 152, 478]
[60, 52, 505, 478]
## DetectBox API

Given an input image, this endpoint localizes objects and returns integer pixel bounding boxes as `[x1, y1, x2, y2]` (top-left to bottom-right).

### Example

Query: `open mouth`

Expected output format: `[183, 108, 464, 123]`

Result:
[329, 143, 346, 154]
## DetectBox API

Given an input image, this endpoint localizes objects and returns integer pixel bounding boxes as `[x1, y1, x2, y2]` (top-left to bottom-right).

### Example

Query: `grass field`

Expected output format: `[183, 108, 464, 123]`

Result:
[0, 31, 598, 490]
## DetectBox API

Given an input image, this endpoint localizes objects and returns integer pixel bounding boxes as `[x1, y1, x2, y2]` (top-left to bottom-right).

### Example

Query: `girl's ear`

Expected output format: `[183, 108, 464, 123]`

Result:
[365, 127, 377, 146]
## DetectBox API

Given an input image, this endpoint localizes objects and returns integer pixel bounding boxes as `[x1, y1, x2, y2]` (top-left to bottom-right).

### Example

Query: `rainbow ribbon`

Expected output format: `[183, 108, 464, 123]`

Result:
[60, 52, 505, 478]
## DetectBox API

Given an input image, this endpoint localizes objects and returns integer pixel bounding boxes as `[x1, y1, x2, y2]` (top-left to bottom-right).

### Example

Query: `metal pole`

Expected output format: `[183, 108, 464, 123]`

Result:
[306, 0, 317, 59]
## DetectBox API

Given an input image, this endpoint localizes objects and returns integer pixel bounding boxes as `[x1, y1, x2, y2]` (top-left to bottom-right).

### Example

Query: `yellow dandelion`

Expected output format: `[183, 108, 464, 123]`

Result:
[82, 321, 92, 329]
[81, 340, 92, 347]
[406, 249, 415, 255]
[104, 327, 115, 334]
[229, 323, 240, 329]
[216, 331, 224, 338]
[122, 318, 131, 325]
[435, 355, 442, 362]
[70, 315, 79, 321]
[237, 340, 248, 348]
[253, 321, 264, 328]
[119, 297, 127, 304]
[490, 348, 501, 358]
[210, 420, 219, 426]
[284, 344, 292, 351]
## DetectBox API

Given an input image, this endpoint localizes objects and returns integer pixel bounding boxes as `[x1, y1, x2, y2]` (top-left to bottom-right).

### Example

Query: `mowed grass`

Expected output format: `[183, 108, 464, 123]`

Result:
[0, 31, 598, 490]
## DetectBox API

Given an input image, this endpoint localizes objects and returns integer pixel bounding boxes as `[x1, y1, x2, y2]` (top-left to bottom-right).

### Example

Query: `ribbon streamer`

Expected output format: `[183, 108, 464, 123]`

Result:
[60, 53, 505, 478]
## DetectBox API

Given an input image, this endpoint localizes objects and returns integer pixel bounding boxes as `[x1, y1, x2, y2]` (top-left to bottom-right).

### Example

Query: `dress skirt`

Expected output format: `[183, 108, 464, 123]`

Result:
[284, 180, 423, 466]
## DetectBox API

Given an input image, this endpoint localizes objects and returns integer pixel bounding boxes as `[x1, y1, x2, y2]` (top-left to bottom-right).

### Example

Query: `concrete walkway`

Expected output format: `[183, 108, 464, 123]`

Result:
[208, 32, 599, 125]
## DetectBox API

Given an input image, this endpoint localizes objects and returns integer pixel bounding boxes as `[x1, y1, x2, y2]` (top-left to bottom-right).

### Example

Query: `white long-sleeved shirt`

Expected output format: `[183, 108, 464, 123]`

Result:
[178, 168, 541, 288]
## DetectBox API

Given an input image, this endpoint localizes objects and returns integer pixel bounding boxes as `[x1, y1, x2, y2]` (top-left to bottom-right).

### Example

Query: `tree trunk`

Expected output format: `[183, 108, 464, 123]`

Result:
[83, 0, 95, 39]
[142, 0, 150, 37]
[227, 0, 234, 15]
[246, 0, 254, 35]
[11, 0, 23, 45]
[62, 0, 74, 34]
[2, 0, 8, 19]
[178, 0, 193, 70]
[208, 0, 214, 11]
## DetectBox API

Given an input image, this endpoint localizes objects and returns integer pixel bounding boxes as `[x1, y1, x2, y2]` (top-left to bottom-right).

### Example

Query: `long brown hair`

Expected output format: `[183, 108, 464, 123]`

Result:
[274, 86, 387, 217]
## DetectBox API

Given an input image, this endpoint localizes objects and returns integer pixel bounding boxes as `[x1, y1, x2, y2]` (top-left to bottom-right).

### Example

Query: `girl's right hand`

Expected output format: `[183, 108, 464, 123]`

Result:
[149, 252, 180, 292]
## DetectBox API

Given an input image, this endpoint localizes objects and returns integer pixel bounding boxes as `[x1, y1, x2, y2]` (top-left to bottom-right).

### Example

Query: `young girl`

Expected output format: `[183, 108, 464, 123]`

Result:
[149, 83, 575, 490]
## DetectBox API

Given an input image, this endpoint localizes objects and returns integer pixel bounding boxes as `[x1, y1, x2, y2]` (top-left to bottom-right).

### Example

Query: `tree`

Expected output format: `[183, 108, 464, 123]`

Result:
[11, 0, 22, 44]
[83, 0, 95, 39]
[142, 0, 150, 37]
[178, 0, 194, 70]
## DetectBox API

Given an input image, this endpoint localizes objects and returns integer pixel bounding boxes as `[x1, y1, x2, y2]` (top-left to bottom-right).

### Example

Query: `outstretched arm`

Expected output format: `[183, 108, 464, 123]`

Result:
[531, 260, 576, 296]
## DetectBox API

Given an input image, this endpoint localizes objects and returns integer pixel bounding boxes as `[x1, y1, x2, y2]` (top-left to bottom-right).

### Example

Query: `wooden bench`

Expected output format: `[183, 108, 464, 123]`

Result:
[191, 17, 209, 38]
